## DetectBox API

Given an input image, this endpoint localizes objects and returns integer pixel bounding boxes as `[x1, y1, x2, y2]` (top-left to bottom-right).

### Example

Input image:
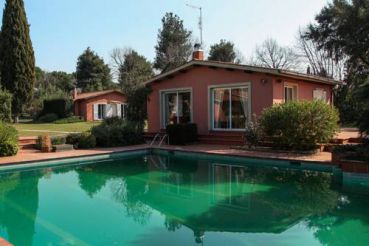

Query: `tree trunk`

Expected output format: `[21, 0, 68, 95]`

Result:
[13, 115, 19, 123]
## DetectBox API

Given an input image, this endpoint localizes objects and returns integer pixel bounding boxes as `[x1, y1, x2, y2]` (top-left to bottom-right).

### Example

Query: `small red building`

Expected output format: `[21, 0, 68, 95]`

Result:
[146, 49, 340, 144]
[73, 89, 127, 121]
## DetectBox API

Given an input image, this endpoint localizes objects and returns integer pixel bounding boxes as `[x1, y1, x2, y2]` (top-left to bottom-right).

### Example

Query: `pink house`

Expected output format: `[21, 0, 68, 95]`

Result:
[146, 49, 339, 144]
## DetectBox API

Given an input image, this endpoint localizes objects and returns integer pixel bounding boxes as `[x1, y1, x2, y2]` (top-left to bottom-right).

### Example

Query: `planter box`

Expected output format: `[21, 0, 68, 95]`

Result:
[332, 151, 369, 173]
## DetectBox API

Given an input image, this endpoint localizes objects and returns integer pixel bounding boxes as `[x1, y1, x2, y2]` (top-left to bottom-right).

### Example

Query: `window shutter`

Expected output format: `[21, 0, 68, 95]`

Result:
[117, 104, 122, 118]
[93, 104, 98, 120]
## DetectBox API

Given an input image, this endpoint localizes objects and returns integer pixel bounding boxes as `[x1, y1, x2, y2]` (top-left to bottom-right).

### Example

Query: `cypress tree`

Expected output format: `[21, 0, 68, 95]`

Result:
[0, 0, 35, 122]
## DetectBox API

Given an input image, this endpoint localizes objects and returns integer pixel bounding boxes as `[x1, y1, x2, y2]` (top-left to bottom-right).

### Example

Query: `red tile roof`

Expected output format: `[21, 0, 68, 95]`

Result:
[74, 90, 124, 101]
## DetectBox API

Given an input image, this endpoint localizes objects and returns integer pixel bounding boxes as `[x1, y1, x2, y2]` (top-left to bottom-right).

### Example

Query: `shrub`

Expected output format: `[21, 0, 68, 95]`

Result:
[41, 98, 68, 118]
[333, 144, 369, 162]
[244, 115, 263, 148]
[260, 100, 339, 150]
[36, 113, 59, 123]
[54, 116, 84, 124]
[91, 118, 144, 147]
[0, 122, 18, 157]
[51, 136, 66, 145]
[166, 123, 198, 145]
[66, 132, 96, 149]
[0, 90, 12, 122]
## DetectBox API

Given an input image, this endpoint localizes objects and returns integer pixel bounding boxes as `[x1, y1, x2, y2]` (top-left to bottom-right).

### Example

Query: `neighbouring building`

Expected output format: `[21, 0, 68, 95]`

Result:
[146, 46, 340, 144]
[73, 89, 128, 121]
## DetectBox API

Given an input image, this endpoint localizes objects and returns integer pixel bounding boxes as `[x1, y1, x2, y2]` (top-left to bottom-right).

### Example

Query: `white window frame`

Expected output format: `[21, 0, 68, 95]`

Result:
[313, 88, 328, 102]
[97, 104, 107, 120]
[159, 88, 193, 129]
[284, 82, 298, 102]
[209, 82, 252, 131]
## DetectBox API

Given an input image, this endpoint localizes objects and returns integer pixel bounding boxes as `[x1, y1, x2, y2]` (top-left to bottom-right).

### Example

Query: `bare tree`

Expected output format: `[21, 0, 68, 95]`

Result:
[251, 38, 300, 70]
[110, 47, 133, 81]
[296, 29, 346, 80]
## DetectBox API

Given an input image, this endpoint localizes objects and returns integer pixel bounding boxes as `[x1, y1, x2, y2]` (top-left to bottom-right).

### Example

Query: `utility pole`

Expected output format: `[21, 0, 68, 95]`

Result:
[186, 4, 203, 47]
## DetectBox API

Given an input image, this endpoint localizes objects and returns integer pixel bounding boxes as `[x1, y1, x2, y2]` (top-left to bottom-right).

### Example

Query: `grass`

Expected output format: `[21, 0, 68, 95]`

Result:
[13, 121, 100, 137]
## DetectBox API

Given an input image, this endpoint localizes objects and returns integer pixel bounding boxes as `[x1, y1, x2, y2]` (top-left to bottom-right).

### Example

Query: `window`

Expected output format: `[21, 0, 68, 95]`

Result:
[162, 90, 192, 127]
[313, 89, 327, 102]
[97, 104, 106, 120]
[120, 103, 128, 119]
[212, 86, 249, 130]
[284, 84, 298, 102]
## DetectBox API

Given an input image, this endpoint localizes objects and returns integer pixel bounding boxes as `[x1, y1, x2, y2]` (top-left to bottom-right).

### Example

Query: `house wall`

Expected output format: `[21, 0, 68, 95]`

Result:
[147, 66, 335, 136]
[74, 92, 127, 121]
[272, 78, 333, 104]
[147, 66, 274, 135]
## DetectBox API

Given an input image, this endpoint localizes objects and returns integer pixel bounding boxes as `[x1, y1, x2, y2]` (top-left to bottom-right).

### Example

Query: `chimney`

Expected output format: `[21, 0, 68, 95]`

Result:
[192, 43, 204, 61]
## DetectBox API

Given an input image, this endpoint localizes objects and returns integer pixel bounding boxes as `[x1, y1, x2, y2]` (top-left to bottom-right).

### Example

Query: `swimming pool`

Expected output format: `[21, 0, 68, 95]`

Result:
[0, 151, 368, 246]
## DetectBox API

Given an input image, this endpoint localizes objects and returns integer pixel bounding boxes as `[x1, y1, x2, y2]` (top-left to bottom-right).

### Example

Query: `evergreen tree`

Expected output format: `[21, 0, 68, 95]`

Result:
[208, 39, 239, 63]
[76, 47, 112, 92]
[117, 49, 153, 130]
[119, 49, 153, 94]
[154, 12, 192, 73]
[0, 0, 35, 122]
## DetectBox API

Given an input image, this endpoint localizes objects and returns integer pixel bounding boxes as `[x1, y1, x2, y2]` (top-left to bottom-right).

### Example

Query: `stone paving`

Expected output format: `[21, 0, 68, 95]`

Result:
[0, 143, 332, 166]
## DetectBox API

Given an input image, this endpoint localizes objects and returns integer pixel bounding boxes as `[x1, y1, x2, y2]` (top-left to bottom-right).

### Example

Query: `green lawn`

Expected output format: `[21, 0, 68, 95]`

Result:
[13, 122, 100, 137]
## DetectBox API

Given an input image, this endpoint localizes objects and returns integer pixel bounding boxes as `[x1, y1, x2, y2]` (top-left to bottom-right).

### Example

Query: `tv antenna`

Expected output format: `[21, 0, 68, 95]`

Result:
[186, 3, 203, 47]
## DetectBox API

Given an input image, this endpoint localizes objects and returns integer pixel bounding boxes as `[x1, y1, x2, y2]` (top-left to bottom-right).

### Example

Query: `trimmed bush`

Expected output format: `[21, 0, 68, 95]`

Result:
[66, 132, 96, 149]
[166, 123, 198, 145]
[41, 98, 68, 118]
[260, 100, 339, 150]
[0, 122, 18, 156]
[36, 113, 59, 123]
[54, 116, 84, 124]
[91, 117, 144, 147]
[0, 90, 12, 122]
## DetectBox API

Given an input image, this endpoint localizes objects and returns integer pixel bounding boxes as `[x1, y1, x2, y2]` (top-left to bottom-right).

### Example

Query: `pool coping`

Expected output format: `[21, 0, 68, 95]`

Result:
[0, 145, 341, 174]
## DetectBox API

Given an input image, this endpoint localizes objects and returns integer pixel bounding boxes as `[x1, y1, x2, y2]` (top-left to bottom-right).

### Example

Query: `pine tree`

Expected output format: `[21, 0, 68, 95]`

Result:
[119, 49, 153, 94]
[76, 47, 112, 92]
[208, 39, 238, 63]
[154, 12, 192, 73]
[0, 0, 35, 122]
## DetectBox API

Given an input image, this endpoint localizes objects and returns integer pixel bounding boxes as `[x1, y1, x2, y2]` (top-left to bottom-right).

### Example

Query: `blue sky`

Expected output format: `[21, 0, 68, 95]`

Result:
[0, 0, 329, 73]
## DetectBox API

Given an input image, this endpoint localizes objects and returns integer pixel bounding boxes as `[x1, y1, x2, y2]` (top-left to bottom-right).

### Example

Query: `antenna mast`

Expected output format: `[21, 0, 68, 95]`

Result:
[186, 4, 203, 47]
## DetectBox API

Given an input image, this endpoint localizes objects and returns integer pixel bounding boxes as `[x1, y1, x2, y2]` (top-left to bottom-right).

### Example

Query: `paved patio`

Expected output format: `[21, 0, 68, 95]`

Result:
[0, 143, 332, 166]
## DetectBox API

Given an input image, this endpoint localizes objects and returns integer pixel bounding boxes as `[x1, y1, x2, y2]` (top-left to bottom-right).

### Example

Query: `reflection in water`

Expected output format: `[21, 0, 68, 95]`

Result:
[0, 171, 42, 246]
[0, 155, 368, 245]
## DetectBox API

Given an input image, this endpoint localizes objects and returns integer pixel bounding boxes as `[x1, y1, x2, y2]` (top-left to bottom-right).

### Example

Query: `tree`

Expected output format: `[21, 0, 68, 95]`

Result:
[208, 39, 242, 63]
[0, 0, 35, 122]
[117, 49, 153, 94]
[111, 48, 153, 129]
[297, 29, 346, 80]
[154, 13, 192, 73]
[305, 0, 369, 130]
[251, 38, 299, 70]
[76, 47, 113, 92]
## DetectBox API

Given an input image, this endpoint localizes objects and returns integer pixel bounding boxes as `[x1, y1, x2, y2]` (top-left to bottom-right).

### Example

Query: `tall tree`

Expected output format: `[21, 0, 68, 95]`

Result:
[154, 12, 192, 73]
[0, 0, 35, 122]
[76, 47, 112, 92]
[208, 39, 242, 63]
[111, 48, 153, 129]
[297, 29, 346, 80]
[305, 0, 369, 129]
[117, 49, 153, 94]
[251, 38, 299, 70]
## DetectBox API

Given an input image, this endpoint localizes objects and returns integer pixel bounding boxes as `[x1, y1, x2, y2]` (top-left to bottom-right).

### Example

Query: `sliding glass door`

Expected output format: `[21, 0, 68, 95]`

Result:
[162, 90, 192, 127]
[212, 86, 249, 130]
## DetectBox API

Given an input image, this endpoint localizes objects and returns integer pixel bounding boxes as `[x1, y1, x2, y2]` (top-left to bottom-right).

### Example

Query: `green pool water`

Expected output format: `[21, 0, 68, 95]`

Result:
[0, 154, 369, 246]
